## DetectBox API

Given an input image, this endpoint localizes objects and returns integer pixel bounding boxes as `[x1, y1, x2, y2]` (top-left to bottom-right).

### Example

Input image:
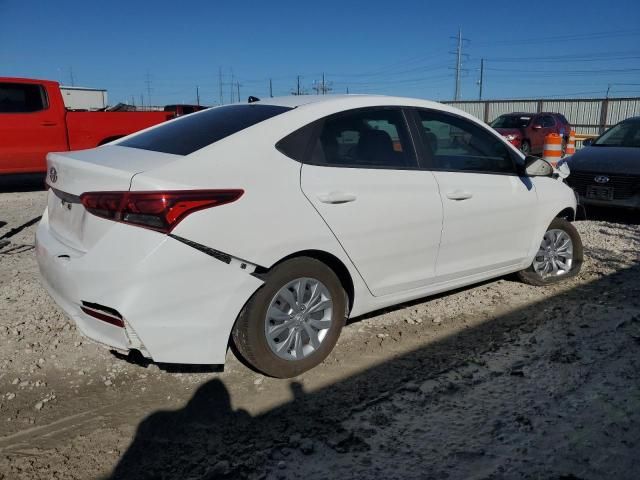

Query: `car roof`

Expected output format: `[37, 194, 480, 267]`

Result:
[500, 112, 535, 116]
[251, 94, 447, 111]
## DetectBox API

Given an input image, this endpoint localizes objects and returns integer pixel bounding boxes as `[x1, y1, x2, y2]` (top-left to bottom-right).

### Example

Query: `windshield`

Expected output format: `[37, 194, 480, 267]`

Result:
[594, 120, 640, 148]
[490, 115, 532, 129]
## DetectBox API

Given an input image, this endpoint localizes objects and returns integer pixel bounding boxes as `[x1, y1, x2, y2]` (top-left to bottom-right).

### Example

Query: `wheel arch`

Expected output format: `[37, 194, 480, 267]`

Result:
[256, 249, 355, 313]
[556, 207, 575, 221]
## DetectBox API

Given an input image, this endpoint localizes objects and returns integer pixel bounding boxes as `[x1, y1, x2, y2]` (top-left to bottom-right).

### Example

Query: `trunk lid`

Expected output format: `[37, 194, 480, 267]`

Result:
[45, 145, 180, 252]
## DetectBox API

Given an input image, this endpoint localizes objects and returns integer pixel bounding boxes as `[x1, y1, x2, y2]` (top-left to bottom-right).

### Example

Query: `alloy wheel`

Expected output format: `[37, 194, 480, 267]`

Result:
[532, 229, 574, 277]
[264, 277, 333, 361]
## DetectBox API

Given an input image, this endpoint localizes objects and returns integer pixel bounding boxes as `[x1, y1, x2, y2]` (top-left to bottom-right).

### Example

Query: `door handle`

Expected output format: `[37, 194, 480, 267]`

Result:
[41, 121, 58, 127]
[446, 190, 473, 201]
[317, 192, 357, 204]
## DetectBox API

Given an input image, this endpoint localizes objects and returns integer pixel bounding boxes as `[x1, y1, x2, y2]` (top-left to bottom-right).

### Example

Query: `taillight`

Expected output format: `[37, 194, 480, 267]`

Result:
[79, 189, 243, 233]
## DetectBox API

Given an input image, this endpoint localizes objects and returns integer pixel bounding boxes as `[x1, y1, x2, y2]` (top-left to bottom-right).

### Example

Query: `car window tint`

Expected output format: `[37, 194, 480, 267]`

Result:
[0, 83, 48, 113]
[595, 120, 640, 147]
[542, 115, 556, 127]
[416, 110, 515, 174]
[276, 123, 317, 161]
[120, 104, 292, 155]
[310, 108, 416, 169]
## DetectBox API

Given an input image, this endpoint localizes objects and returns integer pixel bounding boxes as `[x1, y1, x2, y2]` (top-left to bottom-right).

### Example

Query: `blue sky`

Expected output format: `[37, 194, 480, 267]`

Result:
[1, 0, 639, 106]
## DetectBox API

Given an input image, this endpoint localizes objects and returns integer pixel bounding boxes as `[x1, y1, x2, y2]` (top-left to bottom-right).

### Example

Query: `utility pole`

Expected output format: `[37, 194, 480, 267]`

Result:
[606, 83, 611, 98]
[346, 87, 349, 94]
[237, 81, 241, 103]
[230, 69, 234, 103]
[69, 66, 75, 86]
[219, 67, 223, 105]
[269, 78, 273, 97]
[140, 93, 144, 108]
[131, 95, 135, 106]
[478, 58, 484, 100]
[144, 72, 152, 107]
[196, 86, 200, 106]
[322, 73, 325, 94]
[455, 29, 462, 100]
[297, 75, 301, 96]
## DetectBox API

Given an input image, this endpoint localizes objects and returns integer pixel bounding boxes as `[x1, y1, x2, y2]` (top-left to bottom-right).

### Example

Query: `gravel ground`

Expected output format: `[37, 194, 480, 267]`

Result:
[1, 188, 639, 480]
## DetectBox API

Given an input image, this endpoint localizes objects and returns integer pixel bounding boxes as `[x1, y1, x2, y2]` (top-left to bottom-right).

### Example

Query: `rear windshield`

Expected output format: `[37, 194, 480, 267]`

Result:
[490, 115, 532, 129]
[119, 104, 292, 155]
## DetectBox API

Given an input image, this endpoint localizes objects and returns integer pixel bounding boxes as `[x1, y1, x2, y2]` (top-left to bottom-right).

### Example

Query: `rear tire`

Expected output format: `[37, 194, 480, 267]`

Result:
[518, 218, 583, 286]
[520, 140, 531, 155]
[231, 257, 347, 378]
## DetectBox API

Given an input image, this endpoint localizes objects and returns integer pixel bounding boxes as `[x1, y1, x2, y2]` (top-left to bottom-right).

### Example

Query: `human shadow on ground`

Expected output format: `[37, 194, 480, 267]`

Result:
[108, 263, 640, 480]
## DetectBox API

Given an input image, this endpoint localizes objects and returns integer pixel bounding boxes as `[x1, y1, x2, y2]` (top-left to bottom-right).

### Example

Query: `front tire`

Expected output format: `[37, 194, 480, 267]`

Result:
[520, 140, 531, 155]
[232, 257, 347, 378]
[518, 217, 583, 286]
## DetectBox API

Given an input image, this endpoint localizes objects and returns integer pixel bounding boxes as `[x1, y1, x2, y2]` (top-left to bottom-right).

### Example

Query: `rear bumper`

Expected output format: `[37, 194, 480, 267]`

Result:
[35, 208, 264, 364]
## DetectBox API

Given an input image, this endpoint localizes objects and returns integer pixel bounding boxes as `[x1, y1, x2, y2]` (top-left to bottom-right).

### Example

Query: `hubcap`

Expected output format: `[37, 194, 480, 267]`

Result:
[532, 229, 573, 278]
[265, 277, 333, 361]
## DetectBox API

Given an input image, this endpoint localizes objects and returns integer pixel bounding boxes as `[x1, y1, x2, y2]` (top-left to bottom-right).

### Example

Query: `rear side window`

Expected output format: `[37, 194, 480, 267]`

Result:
[309, 108, 417, 169]
[0, 83, 48, 113]
[120, 104, 291, 155]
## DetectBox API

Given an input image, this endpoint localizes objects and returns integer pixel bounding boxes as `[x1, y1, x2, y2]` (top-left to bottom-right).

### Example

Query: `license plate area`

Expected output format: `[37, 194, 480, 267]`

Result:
[48, 190, 87, 250]
[586, 185, 613, 201]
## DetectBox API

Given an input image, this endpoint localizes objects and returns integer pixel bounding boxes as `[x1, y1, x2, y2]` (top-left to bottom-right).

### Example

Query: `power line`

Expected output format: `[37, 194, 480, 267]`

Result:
[473, 28, 640, 47]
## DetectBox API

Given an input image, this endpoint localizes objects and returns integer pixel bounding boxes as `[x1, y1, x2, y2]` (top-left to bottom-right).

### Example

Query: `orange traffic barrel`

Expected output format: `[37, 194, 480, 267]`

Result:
[565, 130, 576, 156]
[543, 133, 563, 166]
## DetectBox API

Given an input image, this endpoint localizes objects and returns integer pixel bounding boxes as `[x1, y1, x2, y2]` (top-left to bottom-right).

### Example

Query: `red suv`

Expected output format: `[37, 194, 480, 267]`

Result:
[490, 112, 572, 155]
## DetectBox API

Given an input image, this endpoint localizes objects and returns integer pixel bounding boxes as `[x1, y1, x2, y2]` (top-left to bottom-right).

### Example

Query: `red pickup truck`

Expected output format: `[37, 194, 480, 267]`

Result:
[0, 77, 175, 175]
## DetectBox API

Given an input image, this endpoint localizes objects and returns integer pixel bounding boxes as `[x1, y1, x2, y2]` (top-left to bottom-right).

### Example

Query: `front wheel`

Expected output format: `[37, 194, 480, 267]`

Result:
[520, 140, 531, 155]
[518, 218, 583, 286]
[231, 257, 347, 378]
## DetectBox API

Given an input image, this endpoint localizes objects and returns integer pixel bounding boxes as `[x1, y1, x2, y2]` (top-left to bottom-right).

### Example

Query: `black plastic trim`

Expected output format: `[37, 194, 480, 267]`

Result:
[169, 234, 232, 264]
[51, 187, 82, 204]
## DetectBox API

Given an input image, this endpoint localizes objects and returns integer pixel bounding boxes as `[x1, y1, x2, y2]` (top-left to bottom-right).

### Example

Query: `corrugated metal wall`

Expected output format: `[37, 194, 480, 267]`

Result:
[443, 97, 640, 138]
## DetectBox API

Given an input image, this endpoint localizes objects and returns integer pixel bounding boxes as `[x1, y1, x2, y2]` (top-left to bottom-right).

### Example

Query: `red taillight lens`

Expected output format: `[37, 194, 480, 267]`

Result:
[79, 189, 243, 233]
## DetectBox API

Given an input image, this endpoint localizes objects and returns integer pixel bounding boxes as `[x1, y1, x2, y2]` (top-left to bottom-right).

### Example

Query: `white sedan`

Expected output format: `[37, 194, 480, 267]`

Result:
[35, 95, 582, 378]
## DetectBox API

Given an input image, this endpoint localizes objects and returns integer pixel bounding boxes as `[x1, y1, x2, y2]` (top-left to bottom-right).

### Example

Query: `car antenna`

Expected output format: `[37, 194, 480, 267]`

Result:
[248, 96, 260, 103]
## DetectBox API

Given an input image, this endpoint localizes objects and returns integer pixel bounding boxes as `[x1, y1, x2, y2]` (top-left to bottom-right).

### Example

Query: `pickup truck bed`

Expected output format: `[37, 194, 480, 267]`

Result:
[0, 77, 174, 175]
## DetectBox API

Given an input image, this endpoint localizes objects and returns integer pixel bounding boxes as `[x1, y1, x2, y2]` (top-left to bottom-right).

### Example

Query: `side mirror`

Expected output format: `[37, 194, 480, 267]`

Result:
[582, 137, 594, 147]
[523, 155, 553, 177]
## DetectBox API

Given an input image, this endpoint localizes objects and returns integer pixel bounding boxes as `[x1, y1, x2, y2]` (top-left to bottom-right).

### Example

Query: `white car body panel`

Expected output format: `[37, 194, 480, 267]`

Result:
[36, 205, 263, 364]
[432, 171, 538, 279]
[35, 94, 578, 365]
[300, 165, 443, 296]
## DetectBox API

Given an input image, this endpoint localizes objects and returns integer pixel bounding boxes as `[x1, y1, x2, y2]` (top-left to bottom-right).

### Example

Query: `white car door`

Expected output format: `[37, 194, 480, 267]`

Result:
[299, 107, 443, 297]
[411, 108, 538, 281]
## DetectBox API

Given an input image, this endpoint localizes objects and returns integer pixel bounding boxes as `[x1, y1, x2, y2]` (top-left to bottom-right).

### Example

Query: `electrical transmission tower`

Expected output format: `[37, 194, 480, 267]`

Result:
[449, 28, 469, 100]
[312, 73, 332, 95]
[144, 72, 153, 107]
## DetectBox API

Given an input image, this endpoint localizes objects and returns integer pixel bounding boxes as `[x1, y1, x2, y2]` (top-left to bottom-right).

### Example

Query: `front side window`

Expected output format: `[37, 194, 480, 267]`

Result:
[0, 83, 48, 113]
[309, 108, 417, 169]
[416, 110, 515, 174]
[120, 104, 291, 155]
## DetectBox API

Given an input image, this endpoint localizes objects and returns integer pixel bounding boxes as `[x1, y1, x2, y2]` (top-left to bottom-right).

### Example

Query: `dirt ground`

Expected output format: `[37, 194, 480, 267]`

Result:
[1, 185, 639, 480]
